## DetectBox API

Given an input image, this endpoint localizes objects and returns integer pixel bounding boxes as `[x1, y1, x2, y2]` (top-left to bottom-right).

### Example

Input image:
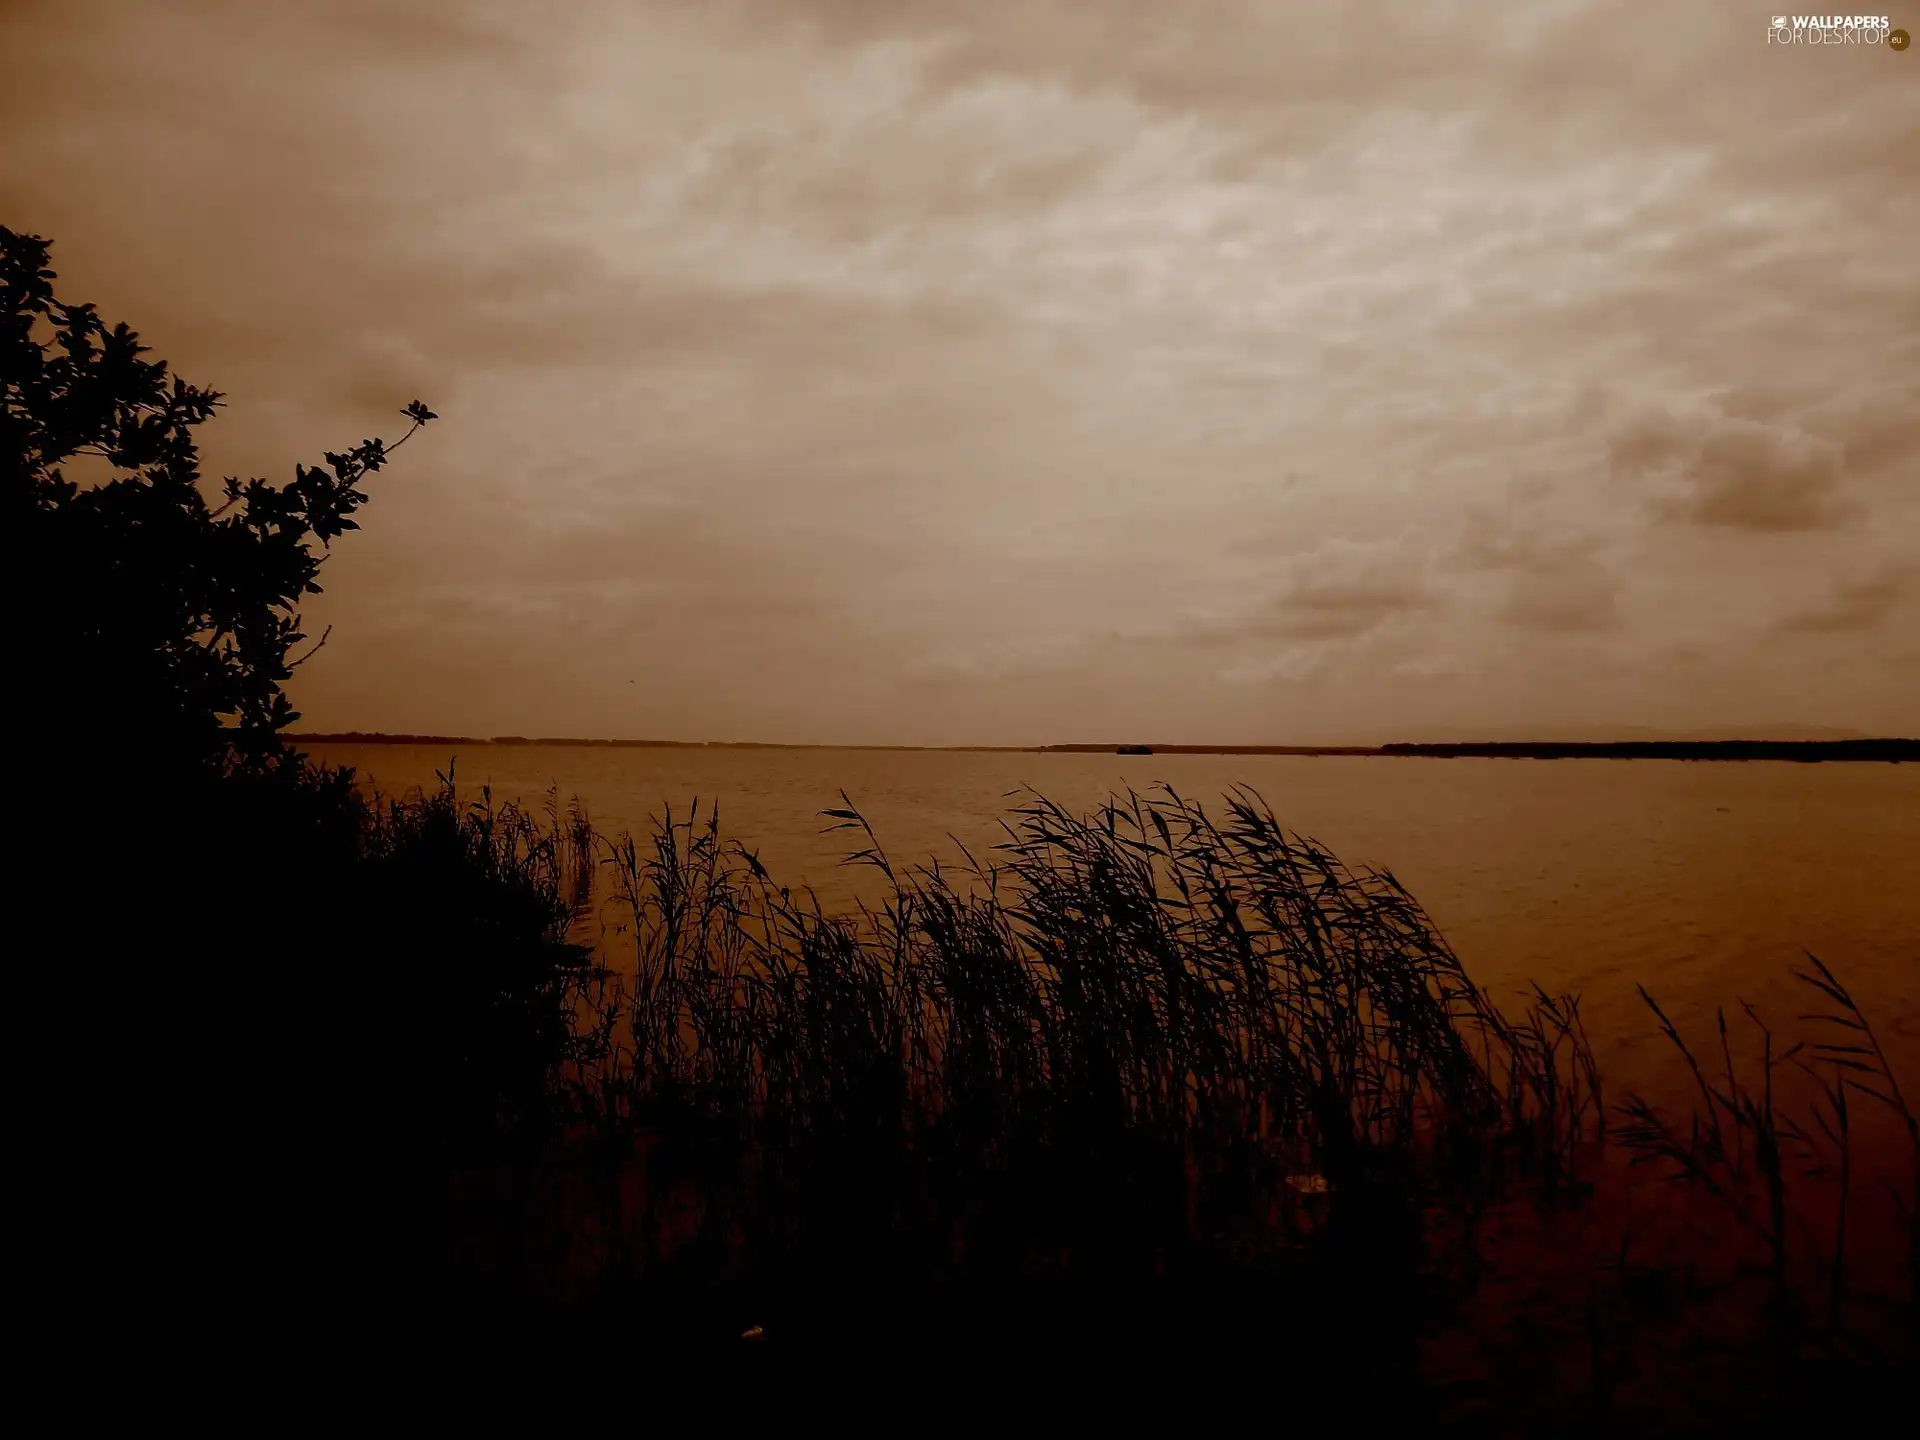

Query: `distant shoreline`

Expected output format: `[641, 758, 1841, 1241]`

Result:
[1049, 740, 1918, 762]
[288, 733, 1917, 762]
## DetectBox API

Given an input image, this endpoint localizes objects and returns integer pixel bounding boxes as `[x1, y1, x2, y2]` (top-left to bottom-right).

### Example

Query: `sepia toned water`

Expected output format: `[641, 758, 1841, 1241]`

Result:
[305, 743, 1920, 1089]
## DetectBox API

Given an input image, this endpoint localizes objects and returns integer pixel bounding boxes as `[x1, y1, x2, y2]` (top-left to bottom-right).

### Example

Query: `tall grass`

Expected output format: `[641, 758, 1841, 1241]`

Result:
[129, 761, 1911, 1415]
[1617, 956, 1919, 1332]
[548, 784, 1602, 1324]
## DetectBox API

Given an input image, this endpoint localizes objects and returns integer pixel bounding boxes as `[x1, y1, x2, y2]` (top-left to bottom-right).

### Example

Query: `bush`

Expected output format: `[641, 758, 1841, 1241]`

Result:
[2, 229, 597, 1356]
[2, 224, 435, 778]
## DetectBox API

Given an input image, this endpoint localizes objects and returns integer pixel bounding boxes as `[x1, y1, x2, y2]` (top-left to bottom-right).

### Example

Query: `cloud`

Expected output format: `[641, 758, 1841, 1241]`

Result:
[1499, 558, 1617, 633]
[1184, 538, 1438, 645]
[1267, 541, 1436, 640]
[1447, 501, 1624, 633]
[4, 0, 1916, 740]
[1826, 397, 1920, 489]
[1609, 410, 1852, 532]
[1779, 565, 1917, 635]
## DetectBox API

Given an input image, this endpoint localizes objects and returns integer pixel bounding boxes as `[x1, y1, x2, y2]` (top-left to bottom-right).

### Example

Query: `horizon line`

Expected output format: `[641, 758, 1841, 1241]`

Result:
[285, 731, 1919, 756]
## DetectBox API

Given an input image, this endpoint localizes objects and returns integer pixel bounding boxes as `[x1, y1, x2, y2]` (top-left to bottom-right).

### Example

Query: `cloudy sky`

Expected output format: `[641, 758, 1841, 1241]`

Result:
[4, 0, 1915, 743]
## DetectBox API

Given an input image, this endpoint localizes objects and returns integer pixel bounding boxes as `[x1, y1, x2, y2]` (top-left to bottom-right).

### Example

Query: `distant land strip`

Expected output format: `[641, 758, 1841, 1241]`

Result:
[1047, 740, 1917, 761]
[287, 734, 1917, 761]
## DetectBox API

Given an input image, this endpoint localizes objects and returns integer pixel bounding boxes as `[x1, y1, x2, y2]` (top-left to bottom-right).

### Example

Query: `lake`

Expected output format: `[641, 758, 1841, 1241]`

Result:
[304, 742, 1920, 1087]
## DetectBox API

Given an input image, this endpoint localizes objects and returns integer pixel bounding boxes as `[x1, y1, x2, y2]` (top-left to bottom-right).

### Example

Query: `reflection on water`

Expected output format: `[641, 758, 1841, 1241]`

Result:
[305, 743, 1920, 1087]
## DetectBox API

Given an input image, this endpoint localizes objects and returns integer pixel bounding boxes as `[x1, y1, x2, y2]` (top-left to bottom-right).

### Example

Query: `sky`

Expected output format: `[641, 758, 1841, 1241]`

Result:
[3, 0, 1916, 744]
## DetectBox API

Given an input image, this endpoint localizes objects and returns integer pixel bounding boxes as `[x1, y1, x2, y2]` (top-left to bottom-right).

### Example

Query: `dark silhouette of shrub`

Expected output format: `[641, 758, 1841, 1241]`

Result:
[2, 228, 602, 1358]
[2, 224, 435, 778]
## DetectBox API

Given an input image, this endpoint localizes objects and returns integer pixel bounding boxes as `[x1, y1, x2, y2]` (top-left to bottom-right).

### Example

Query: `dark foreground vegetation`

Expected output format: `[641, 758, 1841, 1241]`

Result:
[7, 226, 1915, 1423]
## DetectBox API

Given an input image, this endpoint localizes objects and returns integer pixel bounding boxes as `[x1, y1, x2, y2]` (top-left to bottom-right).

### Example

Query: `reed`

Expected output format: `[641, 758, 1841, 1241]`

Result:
[524, 783, 1608, 1348]
[53, 752, 1909, 1419]
[1615, 954, 1919, 1363]
[406, 780, 1902, 1420]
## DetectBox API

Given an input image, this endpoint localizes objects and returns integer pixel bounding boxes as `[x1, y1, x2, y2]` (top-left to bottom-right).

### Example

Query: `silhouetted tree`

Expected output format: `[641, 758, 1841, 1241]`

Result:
[3, 227, 468, 1356]
[1, 224, 434, 778]
[6, 232, 612, 1369]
